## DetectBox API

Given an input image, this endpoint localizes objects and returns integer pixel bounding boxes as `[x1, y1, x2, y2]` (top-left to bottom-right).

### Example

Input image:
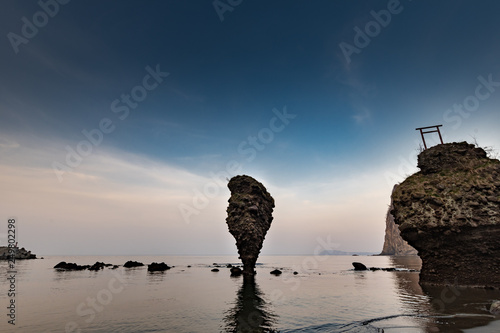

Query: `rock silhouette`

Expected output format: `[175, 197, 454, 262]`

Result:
[226, 175, 275, 276]
[352, 262, 368, 271]
[392, 142, 500, 288]
[54, 262, 89, 270]
[147, 262, 170, 272]
[0, 246, 36, 259]
[123, 261, 144, 268]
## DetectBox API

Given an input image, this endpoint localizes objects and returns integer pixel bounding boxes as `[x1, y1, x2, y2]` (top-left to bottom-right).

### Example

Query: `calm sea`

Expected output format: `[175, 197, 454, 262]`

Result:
[1, 255, 499, 332]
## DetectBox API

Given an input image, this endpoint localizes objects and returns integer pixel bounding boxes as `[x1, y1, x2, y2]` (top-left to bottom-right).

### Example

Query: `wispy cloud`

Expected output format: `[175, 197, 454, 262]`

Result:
[0, 136, 20, 150]
[0, 134, 391, 255]
[352, 107, 371, 124]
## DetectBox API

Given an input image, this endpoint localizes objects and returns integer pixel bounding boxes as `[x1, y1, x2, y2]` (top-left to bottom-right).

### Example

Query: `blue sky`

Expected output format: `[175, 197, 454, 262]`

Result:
[1, 0, 500, 255]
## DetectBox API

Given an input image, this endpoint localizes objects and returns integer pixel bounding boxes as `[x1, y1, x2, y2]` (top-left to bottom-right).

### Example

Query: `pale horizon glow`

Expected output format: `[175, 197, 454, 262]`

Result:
[1, 1, 500, 256]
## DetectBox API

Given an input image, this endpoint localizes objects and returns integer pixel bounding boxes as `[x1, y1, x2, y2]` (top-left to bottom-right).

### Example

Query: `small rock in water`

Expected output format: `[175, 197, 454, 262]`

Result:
[211, 268, 220, 272]
[123, 261, 144, 268]
[148, 262, 171, 272]
[270, 269, 282, 275]
[352, 262, 368, 271]
[490, 300, 500, 315]
[230, 267, 243, 276]
[293, 271, 298, 275]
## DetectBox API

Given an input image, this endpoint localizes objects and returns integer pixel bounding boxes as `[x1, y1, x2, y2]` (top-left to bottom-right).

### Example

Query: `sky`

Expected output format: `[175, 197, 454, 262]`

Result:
[1, 0, 500, 256]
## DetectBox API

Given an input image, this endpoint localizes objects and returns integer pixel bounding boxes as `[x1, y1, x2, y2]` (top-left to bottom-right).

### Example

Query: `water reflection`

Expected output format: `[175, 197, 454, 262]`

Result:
[389, 256, 500, 332]
[421, 284, 500, 331]
[146, 270, 166, 284]
[223, 276, 278, 332]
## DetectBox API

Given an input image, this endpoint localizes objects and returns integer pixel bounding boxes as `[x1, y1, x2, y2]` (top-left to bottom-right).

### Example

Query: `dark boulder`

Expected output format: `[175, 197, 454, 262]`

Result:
[147, 262, 171, 272]
[123, 260, 144, 268]
[230, 267, 243, 276]
[211, 268, 220, 272]
[352, 262, 368, 271]
[270, 269, 282, 275]
[54, 262, 89, 271]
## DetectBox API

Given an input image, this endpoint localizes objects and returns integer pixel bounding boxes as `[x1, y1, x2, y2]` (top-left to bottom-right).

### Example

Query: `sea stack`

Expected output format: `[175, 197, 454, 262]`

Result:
[391, 142, 500, 288]
[380, 185, 418, 256]
[226, 175, 275, 276]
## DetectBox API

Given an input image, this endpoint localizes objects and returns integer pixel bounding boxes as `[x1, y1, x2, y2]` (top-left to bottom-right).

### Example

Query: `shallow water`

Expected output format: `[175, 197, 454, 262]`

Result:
[1, 255, 499, 332]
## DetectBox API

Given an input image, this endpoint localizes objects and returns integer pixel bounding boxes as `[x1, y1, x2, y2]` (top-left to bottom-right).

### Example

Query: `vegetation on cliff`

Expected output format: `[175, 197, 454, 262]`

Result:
[391, 142, 500, 288]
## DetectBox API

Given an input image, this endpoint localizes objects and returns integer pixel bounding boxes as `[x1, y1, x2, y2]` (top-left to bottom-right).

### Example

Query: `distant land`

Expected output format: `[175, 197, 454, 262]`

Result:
[0, 246, 37, 259]
[319, 250, 376, 256]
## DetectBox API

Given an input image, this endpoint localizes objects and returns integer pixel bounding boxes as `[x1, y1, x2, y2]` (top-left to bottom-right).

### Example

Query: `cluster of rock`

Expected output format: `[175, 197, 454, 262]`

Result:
[54, 260, 174, 272]
[391, 142, 500, 288]
[226, 175, 275, 276]
[210, 262, 284, 277]
[54, 261, 117, 271]
[0, 246, 36, 259]
[352, 262, 418, 272]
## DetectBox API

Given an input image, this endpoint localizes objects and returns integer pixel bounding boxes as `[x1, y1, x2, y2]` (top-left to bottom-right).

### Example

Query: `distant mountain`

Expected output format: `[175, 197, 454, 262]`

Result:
[318, 250, 375, 256]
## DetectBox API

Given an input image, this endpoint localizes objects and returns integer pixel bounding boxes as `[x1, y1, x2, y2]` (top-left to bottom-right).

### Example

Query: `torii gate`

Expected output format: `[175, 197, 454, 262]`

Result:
[415, 125, 444, 150]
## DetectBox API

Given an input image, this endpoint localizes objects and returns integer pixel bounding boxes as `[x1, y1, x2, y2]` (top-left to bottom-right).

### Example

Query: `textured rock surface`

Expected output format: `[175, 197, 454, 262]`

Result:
[392, 142, 500, 288]
[380, 185, 418, 256]
[226, 175, 274, 276]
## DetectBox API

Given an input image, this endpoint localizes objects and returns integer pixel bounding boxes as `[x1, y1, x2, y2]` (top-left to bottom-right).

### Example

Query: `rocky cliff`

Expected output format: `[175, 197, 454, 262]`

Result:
[226, 175, 274, 276]
[0, 246, 37, 259]
[380, 185, 418, 256]
[391, 142, 500, 288]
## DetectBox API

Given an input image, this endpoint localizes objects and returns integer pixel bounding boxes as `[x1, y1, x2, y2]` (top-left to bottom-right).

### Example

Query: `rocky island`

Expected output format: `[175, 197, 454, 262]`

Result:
[226, 175, 275, 276]
[0, 246, 37, 259]
[391, 142, 500, 288]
